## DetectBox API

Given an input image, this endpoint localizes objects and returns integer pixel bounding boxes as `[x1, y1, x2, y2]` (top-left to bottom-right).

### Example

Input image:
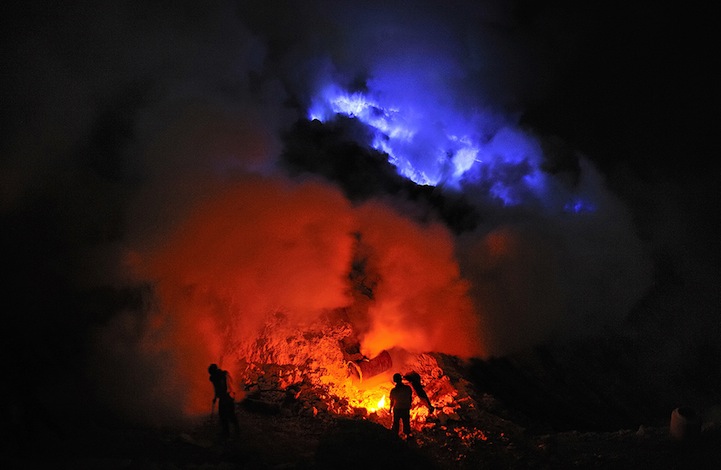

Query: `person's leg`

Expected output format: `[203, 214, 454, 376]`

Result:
[230, 413, 239, 432]
[402, 410, 411, 436]
[229, 406, 239, 433]
[392, 412, 400, 434]
[219, 414, 230, 437]
[219, 399, 231, 437]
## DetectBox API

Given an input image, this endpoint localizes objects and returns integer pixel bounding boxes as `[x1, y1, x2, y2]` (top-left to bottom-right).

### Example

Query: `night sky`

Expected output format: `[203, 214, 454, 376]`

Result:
[1, 0, 718, 428]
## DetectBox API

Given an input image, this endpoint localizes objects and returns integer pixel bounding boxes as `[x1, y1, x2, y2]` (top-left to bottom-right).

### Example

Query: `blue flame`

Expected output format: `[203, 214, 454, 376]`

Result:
[308, 82, 594, 212]
[564, 198, 597, 214]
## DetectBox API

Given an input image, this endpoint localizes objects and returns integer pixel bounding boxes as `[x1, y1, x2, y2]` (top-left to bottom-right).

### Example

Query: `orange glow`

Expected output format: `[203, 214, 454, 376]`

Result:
[365, 394, 386, 413]
[344, 387, 388, 414]
[457, 427, 488, 443]
[356, 201, 485, 358]
[135, 177, 357, 415]
[127, 175, 485, 417]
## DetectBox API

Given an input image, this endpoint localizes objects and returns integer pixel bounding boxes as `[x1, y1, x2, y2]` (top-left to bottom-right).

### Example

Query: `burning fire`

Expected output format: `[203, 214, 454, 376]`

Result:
[326, 387, 389, 415]
[375, 395, 386, 411]
[362, 394, 386, 414]
[133, 176, 487, 416]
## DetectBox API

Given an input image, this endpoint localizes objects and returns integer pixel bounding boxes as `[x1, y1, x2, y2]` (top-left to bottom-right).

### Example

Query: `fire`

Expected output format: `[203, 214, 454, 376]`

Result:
[341, 386, 389, 414]
[367, 395, 386, 413]
[377, 395, 386, 409]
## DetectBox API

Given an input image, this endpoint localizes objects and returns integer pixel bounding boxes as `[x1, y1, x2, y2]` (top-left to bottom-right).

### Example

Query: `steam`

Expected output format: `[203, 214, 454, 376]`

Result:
[3, 0, 713, 427]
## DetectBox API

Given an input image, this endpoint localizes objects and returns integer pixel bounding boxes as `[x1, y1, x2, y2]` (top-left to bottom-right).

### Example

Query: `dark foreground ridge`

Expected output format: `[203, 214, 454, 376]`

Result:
[5, 343, 721, 470]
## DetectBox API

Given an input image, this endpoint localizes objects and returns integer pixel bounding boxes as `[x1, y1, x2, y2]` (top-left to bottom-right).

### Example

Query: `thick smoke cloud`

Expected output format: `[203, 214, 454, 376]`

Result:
[2, 1, 717, 427]
[354, 201, 482, 359]
[115, 177, 486, 416]
[124, 177, 358, 416]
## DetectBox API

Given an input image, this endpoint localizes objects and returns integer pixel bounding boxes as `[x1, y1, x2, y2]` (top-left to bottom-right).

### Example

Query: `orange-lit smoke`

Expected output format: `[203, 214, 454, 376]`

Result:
[355, 201, 484, 358]
[135, 175, 357, 414]
[127, 177, 484, 416]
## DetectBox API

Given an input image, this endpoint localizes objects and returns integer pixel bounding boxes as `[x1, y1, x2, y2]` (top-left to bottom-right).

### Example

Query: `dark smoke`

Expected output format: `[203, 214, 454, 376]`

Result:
[1, 0, 717, 428]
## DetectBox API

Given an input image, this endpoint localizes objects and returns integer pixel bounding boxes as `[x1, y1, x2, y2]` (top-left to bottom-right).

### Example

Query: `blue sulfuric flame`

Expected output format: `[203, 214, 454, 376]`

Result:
[564, 198, 597, 214]
[308, 83, 595, 213]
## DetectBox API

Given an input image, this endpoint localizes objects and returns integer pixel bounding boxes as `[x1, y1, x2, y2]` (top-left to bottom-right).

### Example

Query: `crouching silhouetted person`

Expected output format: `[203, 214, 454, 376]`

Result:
[389, 373, 413, 438]
[208, 363, 239, 439]
[404, 371, 434, 413]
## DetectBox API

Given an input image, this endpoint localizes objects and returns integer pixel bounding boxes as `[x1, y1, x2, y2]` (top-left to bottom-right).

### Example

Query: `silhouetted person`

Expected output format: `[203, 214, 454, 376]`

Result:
[389, 372, 413, 437]
[208, 363, 239, 438]
[404, 371, 434, 413]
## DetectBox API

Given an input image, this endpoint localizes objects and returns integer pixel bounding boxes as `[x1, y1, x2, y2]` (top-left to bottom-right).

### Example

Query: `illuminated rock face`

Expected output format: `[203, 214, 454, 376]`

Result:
[230, 309, 465, 424]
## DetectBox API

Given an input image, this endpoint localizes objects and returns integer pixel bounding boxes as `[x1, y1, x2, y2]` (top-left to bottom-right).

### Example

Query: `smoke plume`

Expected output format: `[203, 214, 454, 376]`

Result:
[2, 1, 716, 426]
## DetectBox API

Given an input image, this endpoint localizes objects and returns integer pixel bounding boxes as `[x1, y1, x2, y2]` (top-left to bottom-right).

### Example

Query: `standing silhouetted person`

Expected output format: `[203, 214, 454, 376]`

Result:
[389, 372, 413, 438]
[208, 363, 239, 439]
[404, 371, 434, 413]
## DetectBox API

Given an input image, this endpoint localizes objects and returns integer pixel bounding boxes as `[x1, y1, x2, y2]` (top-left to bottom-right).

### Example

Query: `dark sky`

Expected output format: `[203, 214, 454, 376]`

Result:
[1, 0, 718, 425]
[516, 2, 717, 177]
[2, 1, 716, 177]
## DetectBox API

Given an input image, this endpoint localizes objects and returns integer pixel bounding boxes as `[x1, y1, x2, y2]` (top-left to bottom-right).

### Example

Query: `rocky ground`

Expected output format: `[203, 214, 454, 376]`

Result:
[6, 346, 721, 470]
[8, 397, 720, 470]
